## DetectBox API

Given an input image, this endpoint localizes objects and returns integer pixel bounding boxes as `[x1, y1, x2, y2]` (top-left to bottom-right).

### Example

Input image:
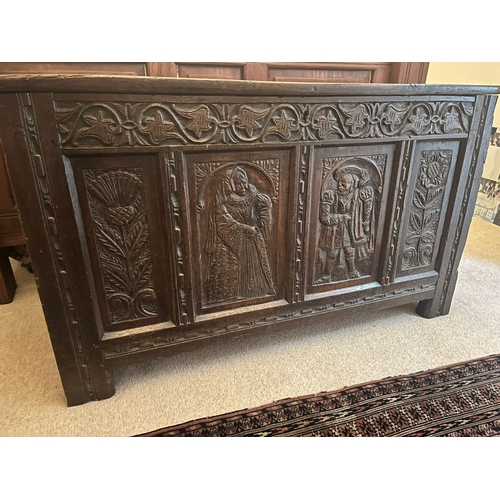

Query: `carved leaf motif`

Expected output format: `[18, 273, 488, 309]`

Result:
[409, 213, 423, 232]
[141, 110, 175, 143]
[406, 232, 421, 243]
[77, 111, 120, 144]
[414, 190, 427, 210]
[315, 110, 341, 139]
[443, 109, 461, 132]
[126, 219, 148, 254]
[133, 258, 151, 287]
[426, 186, 444, 205]
[408, 109, 429, 134]
[173, 105, 215, 138]
[94, 222, 125, 257]
[234, 106, 269, 137]
[381, 105, 405, 129]
[424, 209, 440, 228]
[343, 104, 368, 132]
[420, 230, 436, 244]
[271, 110, 296, 139]
[105, 267, 130, 292]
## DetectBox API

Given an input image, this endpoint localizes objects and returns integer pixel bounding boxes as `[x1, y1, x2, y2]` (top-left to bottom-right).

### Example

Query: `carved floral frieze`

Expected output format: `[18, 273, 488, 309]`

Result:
[55, 100, 474, 148]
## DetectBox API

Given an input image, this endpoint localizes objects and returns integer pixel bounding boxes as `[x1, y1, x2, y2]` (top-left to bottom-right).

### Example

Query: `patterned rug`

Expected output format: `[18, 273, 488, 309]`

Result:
[137, 354, 500, 437]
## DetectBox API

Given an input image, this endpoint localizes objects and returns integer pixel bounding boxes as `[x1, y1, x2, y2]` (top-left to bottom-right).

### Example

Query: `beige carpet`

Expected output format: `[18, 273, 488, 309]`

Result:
[0, 217, 499, 437]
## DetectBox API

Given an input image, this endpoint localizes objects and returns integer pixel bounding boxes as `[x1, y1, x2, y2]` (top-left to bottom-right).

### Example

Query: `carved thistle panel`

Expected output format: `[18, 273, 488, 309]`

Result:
[188, 153, 287, 312]
[55, 100, 474, 148]
[310, 145, 393, 291]
[83, 169, 158, 324]
[400, 145, 458, 272]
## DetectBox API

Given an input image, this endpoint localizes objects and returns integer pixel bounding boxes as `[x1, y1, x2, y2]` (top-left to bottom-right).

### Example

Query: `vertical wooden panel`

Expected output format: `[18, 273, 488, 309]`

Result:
[390, 63, 429, 84]
[146, 62, 178, 77]
[243, 63, 268, 81]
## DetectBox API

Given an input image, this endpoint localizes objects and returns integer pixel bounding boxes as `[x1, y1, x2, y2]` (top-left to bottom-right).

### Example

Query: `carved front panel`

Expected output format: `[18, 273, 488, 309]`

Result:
[398, 141, 460, 276]
[186, 150, 290, 314]
[55, 100, 473, 148]
[308, 145, 394, 293]
[83, 169, 158, 324]
[70, 155, 172, 331]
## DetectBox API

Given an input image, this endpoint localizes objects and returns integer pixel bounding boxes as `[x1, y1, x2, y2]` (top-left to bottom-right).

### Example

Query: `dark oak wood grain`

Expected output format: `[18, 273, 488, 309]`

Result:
[0, 76, 496, 406]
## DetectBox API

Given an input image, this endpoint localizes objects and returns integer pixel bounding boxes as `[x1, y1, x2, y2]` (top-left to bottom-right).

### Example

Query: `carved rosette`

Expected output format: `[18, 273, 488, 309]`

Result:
[84, 169, 158, 324]
[55, 100, 474, 148]
[402, 150, 453, 270]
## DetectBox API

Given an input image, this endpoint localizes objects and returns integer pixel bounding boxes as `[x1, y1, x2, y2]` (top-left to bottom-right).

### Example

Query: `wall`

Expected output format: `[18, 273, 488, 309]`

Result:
[426, 62, 500, 126]
[427, 62, 500, 181]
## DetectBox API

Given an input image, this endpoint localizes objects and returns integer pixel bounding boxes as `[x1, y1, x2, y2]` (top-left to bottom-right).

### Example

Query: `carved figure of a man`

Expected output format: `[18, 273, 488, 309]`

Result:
[204, 166, 275, 304]
[317, 166, 374, 282]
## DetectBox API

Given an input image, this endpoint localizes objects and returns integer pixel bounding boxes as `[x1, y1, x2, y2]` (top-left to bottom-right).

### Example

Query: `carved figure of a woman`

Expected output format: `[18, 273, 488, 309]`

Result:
[204, 166, 275, 304]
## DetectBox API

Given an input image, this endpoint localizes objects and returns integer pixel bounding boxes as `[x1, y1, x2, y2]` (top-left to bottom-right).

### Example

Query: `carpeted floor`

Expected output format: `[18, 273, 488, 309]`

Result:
[0, 217, 499, 436]
[139, 354, 500, 436]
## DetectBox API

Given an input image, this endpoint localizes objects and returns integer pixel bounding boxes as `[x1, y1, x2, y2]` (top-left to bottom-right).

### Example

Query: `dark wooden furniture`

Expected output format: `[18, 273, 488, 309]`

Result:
[0, 62, 428, 304]
[0, 75, 495, 406]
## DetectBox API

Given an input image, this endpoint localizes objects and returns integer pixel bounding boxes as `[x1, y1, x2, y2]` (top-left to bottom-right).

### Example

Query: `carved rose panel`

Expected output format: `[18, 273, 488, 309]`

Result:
[399, 142, 460, 274]
[55, 100, 474, 148]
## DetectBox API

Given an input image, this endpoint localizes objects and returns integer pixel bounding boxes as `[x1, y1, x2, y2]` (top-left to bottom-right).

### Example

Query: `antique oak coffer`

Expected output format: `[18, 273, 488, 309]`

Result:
[0, 75, 497, 406]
